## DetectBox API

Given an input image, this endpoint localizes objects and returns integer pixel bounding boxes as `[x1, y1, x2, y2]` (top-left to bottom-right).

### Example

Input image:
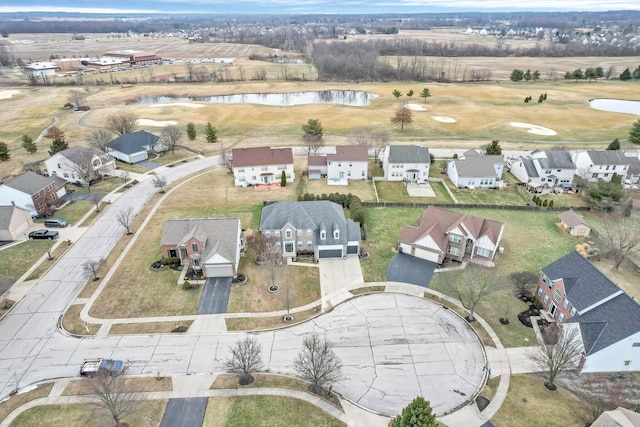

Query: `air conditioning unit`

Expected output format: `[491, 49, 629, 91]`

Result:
[498, 247, 505, 254]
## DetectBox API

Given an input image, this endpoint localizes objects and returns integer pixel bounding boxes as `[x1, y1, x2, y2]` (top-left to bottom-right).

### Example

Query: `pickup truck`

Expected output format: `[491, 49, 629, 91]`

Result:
[80, 358, 125, 377]
[28, 229, 59, 240]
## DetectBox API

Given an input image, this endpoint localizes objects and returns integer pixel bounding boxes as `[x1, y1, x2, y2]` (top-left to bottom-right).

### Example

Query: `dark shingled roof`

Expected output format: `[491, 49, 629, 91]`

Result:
[388, 145, 430, 164]
[586, 150, 630, 166]
[558, 210, 591, 228]
[57, 146, 108, 165]
[107, 130, 160, 155]
[308, 155, 327, 167]
[519, 157, 539, 178]
[232, 147, 293, 168]
[537, 150, 576, 169]
[4, 171, 57, 195]
[541, 251, 621, 312]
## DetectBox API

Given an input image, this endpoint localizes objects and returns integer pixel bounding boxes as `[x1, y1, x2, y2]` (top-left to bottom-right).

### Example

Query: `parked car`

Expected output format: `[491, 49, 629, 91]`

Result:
[80, 358, 125, 377]
[28, 229, 59, 240]
[44, 218, 68, 228]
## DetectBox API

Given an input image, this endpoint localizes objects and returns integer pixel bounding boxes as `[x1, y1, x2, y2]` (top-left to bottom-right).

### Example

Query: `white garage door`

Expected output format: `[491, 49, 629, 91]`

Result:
[204, 263, 233, 278]
[129, 151, 148, 164]
[413, 247, 441, 263]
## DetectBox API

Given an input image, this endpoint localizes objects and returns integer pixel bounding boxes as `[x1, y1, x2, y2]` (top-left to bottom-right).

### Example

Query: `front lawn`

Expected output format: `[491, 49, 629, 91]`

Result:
[49, 201, 93, 225]
[70, 177, 127, 195]
[0, 241, 55, 282]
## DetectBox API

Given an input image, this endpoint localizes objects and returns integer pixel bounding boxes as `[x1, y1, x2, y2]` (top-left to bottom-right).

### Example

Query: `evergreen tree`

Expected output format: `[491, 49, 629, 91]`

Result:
[21, 134, 37, 153]
[606, 138, 621, 150]
[419, 87, 432, 103]
[633, 65, 640, 81]
[392, 89, 402, 102]
[406, 89, 414, 100]
[510, 69, 524, 81]
[392, 397, 437, 427]
[524, 69, 532, 81]
[620, 68, 632, 81]
[630, 119, 640, 144]
[532, 70, 541, 81]
[483, 140, 502, 155]
[280, 170, 287, 187]
[48, 138, 68, 156]
[205, 122, 218, 143]
[0, 142, 10, 161]
[538, 94, 544, 103]
[186, 122, 196, 141]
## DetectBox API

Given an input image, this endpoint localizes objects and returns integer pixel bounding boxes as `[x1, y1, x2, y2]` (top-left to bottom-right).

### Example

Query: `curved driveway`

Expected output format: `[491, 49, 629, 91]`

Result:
[0, 156, 485, 418]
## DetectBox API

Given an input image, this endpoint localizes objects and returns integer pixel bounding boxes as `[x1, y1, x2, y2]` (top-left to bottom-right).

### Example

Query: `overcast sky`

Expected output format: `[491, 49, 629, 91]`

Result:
[1, 0, 639, 14]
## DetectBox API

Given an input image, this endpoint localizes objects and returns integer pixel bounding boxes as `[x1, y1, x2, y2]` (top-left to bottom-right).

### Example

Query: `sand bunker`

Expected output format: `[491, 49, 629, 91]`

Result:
[0, 90, 20, 100]
[148, 102, 204, 109]
[432, 116, 456, 123]
[510, 122, 557, 136]
[406, 103, 428, 111]
[136, 119, 177, 127]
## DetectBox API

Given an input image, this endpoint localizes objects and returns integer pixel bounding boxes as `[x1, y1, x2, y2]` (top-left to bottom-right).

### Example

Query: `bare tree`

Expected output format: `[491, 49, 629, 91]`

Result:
[160, 125, 182, 156]
[440, 266, 501, 322]
[117, 206, 135, 235]
[89, 129, 113, 152]
[391, 104, 413, 131]
[530, 326, 582, 390]
[224, 336, 264, 385]
[152, 174, 168, 193]
[83, 258, 103, 281]
[510, 270, 539, 299]
[257, 235, 284, 287]
[89, 192, 103, 212]
[106, 111, 138, 135]
[348, 127, 370, 147]
[220, 141, 233, 172]
[88, 371, 142, 427]
[370, 132, 389, 162]
[294, 333, 342, 393]
[599, 210, 640, 270]
[68, 89, 87, 110]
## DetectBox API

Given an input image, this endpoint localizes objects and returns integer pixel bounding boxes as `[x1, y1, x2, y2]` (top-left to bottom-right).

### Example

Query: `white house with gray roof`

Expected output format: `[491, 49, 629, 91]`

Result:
[572, 150, 630, 183]
[537, 251, 640, 372]
[106, 130, 165, 164]
[160, 218, 243, 278]
[509, 150, 576, 191]
[447, 150, 504, 188]
[45, 146, 116, 185]
[259, 201, 360, 259]
[382, 145, 430, 182]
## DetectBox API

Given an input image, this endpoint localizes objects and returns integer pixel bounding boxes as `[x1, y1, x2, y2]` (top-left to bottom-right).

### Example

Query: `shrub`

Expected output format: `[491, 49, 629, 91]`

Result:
[543, 199, 548, 207]
[548, 200, 554, 207]
[532, 299, 543, 310]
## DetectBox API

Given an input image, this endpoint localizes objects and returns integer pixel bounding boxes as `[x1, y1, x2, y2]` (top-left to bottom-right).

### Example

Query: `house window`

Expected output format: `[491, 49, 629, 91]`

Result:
[537, 287, 543, 296]
[261, 166, 268, 171]
[277, 165, 286, 170]
[63, 173, 69, 178]
[285, 230, 292, 239]
[543, 294, 549, 304]
[297, 241, 303, 248]
[296, 229, 302, 235]
[307, 240, 312, 247]
[547, 280, 553, 291]
[349, 162, 353, 167]
[285, 242, 294, 253]
[348, 172, 351, 177]
[192, 243, 198, 251]
[592, 173, 598, 179]
[362, 170, 365, 176]
[563, 298, 569, 309]
[545, 170, 551, 174]
[334, 230, 340, 239]
[477, 247, 490, 257]
[553, 291, 561, 302]
[558, 313, 565, 321]
[239, 177, 246, 182]
[570, 307, 577, 316]
[320, 230, 326, 240]
[338, 162, 342, 167]
[447, 246, 460, 256]
[237, 168, 245, 173]
[632, 343, 640, 347]
[449, 234, 462, 243]
[423, 171, 427, 176]
[624, 360, 631, 366]
[252, 176, 256, 180]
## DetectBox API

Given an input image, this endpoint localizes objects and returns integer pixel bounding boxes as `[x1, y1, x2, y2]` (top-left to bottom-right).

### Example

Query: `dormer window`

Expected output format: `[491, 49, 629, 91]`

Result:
[320, 230, 326, 240]
[285, 230, 292, 239]
[334, 229, 340, 239]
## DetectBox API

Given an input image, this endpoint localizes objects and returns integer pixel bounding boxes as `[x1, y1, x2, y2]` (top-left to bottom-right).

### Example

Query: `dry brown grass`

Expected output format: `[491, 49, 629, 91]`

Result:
[61, 376, 172, 396]
[61, 304, 100, 336]
[211, 373, 310, 391]
[350, 286, 385, 295]
[202, 397, 232, 427]
[109, 320, 194, 335]
[305, 177, 377, 202]
[225, 306, 321, 331]
[0, 382, 53, 421]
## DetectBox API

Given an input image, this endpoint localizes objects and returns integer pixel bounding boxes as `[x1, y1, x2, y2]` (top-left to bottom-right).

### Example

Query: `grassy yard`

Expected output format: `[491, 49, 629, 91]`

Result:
[0, 383, 53, 422]
[375, 180, 454, 204]
[114, 160, 148, 174]
[10, 400, 167, 427]
[62, 377, 172, 395]
[369, 158, 384, 178]
[225, 306, 320, 331]
[47, 201, 93, 226]
[0, 241, 55, 282]
[202, 396, 346, 427]
[70, 177, 127, 195]
[305, 178, 377, 202]
[152, 148, 193, 165]
[490, 374, 591, 427]
[450, 186, 528, 206]
[25, 244, 70, 281]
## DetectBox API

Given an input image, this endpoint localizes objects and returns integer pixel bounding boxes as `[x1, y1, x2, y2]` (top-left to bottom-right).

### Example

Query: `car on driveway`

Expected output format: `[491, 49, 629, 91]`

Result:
[28, 229, 59, 240]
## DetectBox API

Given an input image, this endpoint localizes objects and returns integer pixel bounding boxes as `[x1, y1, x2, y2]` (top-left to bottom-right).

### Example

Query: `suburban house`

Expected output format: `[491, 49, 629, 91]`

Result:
[625, 155, 640, 184]
[0, 205, 33, 241]
[558, 210, 592, 237]
[307, 145, 368, 184]
[259, 200, 360, 259]
[572, 150, 630, 183]
[232, 147, 295, 187]
[0, 172, 67, 217]
[160, 218, 243, 278]
[106, 130, 164, 164]
[44, 146, 116, 185]
[537, 251, 640, 372]
[382, 145, 431, 182]
[398, 206, 505, 265]
[592, 407, 640, 427]
[509, 150, 576, 192]
[447, 149, 504, 188]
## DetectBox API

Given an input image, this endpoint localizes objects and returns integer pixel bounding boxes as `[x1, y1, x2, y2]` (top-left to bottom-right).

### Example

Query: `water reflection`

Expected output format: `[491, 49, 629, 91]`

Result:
[589, 98, 640, 116]
[136, 90, 377, 107]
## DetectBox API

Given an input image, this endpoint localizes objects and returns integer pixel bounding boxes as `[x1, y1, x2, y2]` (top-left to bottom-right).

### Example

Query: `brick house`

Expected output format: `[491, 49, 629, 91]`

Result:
[0, 172, 67, 217]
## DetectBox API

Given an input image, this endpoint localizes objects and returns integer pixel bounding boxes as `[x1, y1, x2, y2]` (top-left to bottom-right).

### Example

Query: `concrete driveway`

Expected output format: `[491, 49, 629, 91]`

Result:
[197, 277, 232, 314]
[406, 182, 436, 197]
[318, 257, 364, 309]
[160, 397, 208, 427]
[386, 252, 437, 287]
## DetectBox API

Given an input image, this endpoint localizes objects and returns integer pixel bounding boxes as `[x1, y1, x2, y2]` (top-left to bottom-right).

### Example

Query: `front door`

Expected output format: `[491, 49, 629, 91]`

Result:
[465, 239, 473, 256]
[168, 249, 177, 258]
[339, 171, 345, 179]
[549, 303, 557, 318]
[262, 175, 270, 184]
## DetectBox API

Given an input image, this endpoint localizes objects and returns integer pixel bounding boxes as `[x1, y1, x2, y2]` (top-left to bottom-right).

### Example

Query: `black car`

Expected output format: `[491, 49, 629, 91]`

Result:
[28, 229, 59, 240]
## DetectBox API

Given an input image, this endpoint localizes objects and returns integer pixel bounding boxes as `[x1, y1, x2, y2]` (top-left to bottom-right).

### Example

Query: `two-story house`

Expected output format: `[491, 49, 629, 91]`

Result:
[160, 218, 243, 278]
[382, 145, 431, 182]
[572, 150, 630, 183]
[0, 172, 67, 217]
[307, 145, 368, 184]
[447, 149, 504, 189]
[398, 206, 505, 265]
[537, 251, 640, 372]
[45, 146, 116, 185]
[259, 201, 360, 259]
[232, 147, 295, 187]
[509, 150, 576, 192]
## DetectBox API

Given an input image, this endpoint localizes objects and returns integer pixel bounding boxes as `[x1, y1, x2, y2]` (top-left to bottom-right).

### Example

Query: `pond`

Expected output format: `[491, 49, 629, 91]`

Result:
[135, 90, 377, 107]
[589, 98, 640, 116]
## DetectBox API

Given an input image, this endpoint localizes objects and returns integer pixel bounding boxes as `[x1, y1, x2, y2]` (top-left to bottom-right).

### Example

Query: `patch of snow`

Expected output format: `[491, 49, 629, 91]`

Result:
[510, 122, 557, 136]
[0, 90, 20, 100]
[432, 116, 456, 123]
[136, 119, 178, 127]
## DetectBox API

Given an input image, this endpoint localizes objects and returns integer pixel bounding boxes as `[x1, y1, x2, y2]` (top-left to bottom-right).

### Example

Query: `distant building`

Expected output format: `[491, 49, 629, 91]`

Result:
[102, 50, 162, 67]
[23, 62, 58, 77]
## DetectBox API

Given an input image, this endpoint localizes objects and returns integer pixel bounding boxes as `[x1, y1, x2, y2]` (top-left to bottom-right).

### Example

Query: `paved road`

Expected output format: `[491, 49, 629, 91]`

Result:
[386, 253, 437, 287]
[160, 397, 208, 427]
[197, 277, 232, 314]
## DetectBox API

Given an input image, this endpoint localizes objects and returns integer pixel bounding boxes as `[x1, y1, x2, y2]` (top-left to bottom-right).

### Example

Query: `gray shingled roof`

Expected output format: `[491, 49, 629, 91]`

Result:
[537, 151, 576, 169]
[260, 201, 360, 246]
[453, 156, 501, 178]
[4, 171, 56, 195]
[107, 130, 160, 154]
[0, 205, 17, 229]
[541, 251, 620, 312]
[161, 218, 240, 265]
[520, 157, 539, 178]
[627, 156, 640, 175]
[566, 293, 640, 355]
[388, 145, 430, 164]
[587, 150, 630, 166]
[57, 146, 108, 165]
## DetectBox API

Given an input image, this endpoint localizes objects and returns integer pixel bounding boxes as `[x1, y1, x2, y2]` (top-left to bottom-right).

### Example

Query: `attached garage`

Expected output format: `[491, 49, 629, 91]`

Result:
[413, 247, 442, 264]
[346, 245, 358, 255]
[318, 248, 343, 259]
[204, 263, 234, 278]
